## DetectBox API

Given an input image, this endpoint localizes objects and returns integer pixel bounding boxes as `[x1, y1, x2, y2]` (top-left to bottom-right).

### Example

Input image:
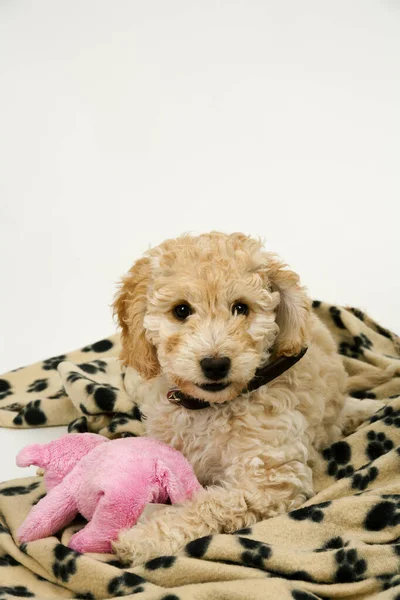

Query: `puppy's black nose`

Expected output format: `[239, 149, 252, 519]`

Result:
[200, 357, 231, 381]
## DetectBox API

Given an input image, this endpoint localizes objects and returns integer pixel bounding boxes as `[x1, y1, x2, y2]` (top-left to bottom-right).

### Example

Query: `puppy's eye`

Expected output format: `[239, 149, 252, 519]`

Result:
[232, 302, 249, 316]
[173, 303, 193, 321]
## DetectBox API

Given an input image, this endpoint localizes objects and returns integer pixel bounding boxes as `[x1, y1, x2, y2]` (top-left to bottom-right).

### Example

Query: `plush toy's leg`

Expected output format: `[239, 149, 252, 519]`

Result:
[17, 479, 77, 543]
[69, 489, 152, 554]
[155, 460, 202, 504]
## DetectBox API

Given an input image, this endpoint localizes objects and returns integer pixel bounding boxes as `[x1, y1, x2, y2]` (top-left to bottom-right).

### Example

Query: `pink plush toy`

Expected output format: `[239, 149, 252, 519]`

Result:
[16, 433, 202, 553]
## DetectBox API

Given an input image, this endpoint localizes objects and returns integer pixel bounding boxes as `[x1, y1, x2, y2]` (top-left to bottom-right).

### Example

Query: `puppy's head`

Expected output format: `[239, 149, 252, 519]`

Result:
[114, 232, 311, 403]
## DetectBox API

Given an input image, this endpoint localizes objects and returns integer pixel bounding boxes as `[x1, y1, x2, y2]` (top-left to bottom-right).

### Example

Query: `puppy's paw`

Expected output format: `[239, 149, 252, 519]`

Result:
[112, 522, 183, 566]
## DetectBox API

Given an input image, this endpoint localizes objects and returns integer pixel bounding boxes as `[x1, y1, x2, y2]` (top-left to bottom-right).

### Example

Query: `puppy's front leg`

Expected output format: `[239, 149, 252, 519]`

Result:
[113, 485, 255, 565]
[113, 458, 313, 566]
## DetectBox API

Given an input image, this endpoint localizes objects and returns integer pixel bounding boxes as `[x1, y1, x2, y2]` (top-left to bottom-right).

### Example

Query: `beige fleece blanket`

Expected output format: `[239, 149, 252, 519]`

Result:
[0, 301, 400, 599]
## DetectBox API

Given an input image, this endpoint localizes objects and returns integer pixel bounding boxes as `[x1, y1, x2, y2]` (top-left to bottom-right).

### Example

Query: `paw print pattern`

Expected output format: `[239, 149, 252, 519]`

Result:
[145, 556, 176, 570]
[366, 430, 394, 461]
[315, 536, 349, 552]
[339, 334, 373, 358]
[0, 482, 40, 497]
[85, 382, 119, 412]
[322, 441, 354, 479]
[186, 535, 212, 558]
[335, 548, 367, 583]
[238, 537, 271, 568]
[107, 413, 130, 433]
[365, 498, 400, 531]
[82, 339, 114, 353]
[42, 355, 67, 371]
[77, 360, 107, 375]
[66, 372, 86, 384]
[27, 378, 48, 393]
[375, 323, 393, 340]
[0, 522, 10, 534]
[351, 465, 379, 491]
[289, 501, 331, 523]
[371, 405, 400, 428]
[0, 379, 12, 401]
[0, 586, 34, 598]
[13, 399, 47, 426]
[107, 406, 143, 434]
[52, 544, 80, 583]
[68, 416, 89, 433]
[0, 554, 19, 566]
[329, 306, 346, 329]
[292, 591, 319, 600]
[107, 572, 146, 596]
[378, 573, 400, 591]
[349, 307, 365, 321]
[349, 390, 376, 399]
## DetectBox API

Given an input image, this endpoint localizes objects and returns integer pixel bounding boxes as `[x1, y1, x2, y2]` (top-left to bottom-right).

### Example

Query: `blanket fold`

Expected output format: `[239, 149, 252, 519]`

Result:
[1, 301, 400, 599]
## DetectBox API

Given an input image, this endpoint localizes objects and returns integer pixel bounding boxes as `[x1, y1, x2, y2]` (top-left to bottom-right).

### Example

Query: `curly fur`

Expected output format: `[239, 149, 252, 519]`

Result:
[112, 231, 376, 565]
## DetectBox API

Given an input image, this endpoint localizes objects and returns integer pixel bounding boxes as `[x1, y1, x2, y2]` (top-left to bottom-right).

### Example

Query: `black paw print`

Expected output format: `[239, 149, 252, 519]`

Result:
[0, 554, 19, 566]
[234, 527, 253, 535]
[335, 548, 367, 582]
[366, 430, 394, 460]
[66, 371, 87, 384]
[329, 306, 345, 329]
[289, 501, 331, 523]
[238, 537, 271, 569]
[323, 441, 354, 479]
[0, 522, 10, 534]
[0, 482, 40, 497]
[42, 355, 66, 371]
[339, 334, 373, 358]
[108, 413, 130, 433]
[350, 390, 376, 399]
[292, 591, 319, 600]
[13, 400, 47, 426]
[375, 323, 393, 340]
[68, 416, 89, 433]
[378, 573, 400, 591]
[107, 572, 146, 596]
[351, 465, 379, 491]
[371, 405, 400, 428]
[52, 545, 80, 583]
[82, 339, 114, 353]
[315, 536, 349, 552]
[77, 360, 107, 375]
[365, 498, 400, 531]
[0, 586, 34, 598]
[349, 307, 365, 321]
[145, 556, 176, 570]
[186, 535, 212, 558]
[85, 382, 118, 412]
[0, 379, 12, 401]
[27, 378, 48, 393]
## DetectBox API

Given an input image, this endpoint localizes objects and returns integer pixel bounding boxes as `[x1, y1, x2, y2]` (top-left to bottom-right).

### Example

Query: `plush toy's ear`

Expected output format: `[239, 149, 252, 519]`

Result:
[113, 257, 160, 380]
[265, 255, 311, 357]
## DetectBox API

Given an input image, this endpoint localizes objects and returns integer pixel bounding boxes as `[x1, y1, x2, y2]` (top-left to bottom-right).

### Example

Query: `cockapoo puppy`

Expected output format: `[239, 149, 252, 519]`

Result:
[112, 231, 376, 565]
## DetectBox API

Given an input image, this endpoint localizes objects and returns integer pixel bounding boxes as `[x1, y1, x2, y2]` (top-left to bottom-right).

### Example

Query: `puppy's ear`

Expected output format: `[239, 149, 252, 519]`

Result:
[113, 257, 160, 380]
[266, 255, 311, 357]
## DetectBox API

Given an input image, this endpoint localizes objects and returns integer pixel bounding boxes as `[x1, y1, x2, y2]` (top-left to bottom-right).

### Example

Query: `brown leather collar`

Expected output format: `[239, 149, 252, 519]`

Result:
[167, 347, 308, 410]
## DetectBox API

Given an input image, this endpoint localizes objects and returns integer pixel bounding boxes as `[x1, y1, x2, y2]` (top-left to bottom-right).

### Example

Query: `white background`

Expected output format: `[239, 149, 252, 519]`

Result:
[0, 1, 399, 480]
